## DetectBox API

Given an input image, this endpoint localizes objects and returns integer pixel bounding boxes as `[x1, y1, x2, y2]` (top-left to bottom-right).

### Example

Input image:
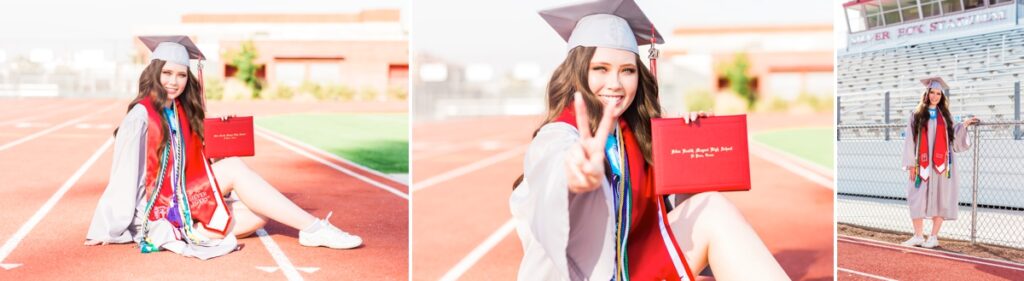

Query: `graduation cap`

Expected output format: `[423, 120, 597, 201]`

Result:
[920, 76, 949, 91]
[138, 35, 205, 67]
[539, 0, 663, 55]
[138, 35, 208, 105]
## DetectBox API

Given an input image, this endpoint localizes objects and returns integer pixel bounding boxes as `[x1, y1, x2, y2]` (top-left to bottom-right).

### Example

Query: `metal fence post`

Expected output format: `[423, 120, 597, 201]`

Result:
[837, 96, 842, 141]
[971, 124, 980, 244]
[884, 91, 891, 141]
[1015, 81, 1020, 140]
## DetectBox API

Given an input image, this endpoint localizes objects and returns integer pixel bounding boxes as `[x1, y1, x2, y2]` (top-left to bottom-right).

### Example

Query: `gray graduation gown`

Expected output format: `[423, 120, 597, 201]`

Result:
[509, 122, 617, 281]
[85, 104, 237, 260]
[902, 113, 971, 220]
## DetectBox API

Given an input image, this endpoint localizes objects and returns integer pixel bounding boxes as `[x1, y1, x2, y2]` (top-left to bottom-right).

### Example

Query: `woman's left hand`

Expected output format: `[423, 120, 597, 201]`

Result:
[963, 116, 980, 127]
[678, 111, 713, 124]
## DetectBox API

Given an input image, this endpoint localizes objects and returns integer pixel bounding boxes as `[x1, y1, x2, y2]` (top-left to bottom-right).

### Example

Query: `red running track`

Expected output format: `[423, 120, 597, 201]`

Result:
[0, 98, 408, 280]
[411, 113, 835, 280]
[838, 235, 1024, 281]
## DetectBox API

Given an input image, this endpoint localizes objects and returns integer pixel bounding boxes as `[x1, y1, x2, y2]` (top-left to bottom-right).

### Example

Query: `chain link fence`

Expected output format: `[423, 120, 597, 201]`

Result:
[837, 121, 1024, 248]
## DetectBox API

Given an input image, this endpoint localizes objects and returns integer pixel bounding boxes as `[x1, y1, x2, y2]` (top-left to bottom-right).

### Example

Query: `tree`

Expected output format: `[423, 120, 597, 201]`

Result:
[723, 53, 756, 109]
[224, 40, 263, 98]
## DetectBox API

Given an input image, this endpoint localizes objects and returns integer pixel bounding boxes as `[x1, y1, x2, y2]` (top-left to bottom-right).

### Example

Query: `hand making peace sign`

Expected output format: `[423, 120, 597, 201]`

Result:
[565, 92, 617, 194]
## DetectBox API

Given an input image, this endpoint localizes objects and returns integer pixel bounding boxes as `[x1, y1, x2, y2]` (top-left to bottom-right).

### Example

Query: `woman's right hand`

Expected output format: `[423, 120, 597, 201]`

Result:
[908, 167, 917, 182]
[566, 92, 616, 194]
[963, 116, 980, 127]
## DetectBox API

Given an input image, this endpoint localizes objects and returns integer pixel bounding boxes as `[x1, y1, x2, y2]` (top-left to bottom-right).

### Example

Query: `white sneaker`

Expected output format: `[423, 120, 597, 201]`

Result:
[901, 235, 926, 247]
[921, 236, 939, 248]
[299, 212, 363, 249]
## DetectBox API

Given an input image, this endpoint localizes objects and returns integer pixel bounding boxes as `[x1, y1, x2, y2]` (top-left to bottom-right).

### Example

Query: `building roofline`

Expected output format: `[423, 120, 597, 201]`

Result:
[673, 24, 832, 35]
[181, 9, 401, 24]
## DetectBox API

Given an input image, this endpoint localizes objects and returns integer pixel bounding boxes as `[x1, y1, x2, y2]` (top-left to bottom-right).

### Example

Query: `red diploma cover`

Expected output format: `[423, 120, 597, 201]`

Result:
[203, 116, 255, 158]
[651, 115, 750, 194]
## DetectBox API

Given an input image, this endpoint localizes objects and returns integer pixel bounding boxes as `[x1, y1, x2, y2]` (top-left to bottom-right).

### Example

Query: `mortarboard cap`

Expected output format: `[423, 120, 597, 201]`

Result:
[539, 0, 663, 55]
[138, 35, 205, 67]
[920, 76, 949, 91]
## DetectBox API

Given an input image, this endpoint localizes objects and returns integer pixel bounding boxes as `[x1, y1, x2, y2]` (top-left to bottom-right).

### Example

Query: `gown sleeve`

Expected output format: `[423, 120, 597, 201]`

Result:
[85, 105, 148, 244]
[510, 123, 577, 279]
[952, 121, 971, 153]
[509, 122, 615, 281]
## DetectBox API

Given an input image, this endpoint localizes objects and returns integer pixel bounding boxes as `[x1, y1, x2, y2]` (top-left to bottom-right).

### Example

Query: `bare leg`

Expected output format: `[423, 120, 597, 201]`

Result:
[930, 217, 944, 237]
[669, 192, 788, 280]
[912, 218, 924, 236]
[211, 157, 317, 231]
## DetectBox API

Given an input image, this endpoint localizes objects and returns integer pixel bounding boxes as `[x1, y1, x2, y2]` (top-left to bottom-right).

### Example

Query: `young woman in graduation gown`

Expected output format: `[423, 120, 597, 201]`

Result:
[85, 36, 362, 259]
[900, 77, 979, 249]
[509, 1, 788, 280]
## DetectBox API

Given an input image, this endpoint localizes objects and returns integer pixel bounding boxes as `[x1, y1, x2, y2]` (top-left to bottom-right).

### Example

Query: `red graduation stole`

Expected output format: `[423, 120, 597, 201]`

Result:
[140, 97, 232, 236]
[917, 112, 949, 182]
[555, 106, 696, 281]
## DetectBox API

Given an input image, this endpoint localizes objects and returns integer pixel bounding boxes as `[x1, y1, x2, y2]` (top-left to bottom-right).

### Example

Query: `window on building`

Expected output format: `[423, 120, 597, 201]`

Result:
[989, 0, 1012, 5]
[865, 3, 884, 29]
[883, 10, 902, 25]
[308, 63, 341, 84]
[224, 65, 266, 80]
[716, 76, 758, 93]
[963, 0, 985, 10]
[921, 0, 942, 18]
[275, 63, 305, 87]
[941, 0, 964, 13]
[846, 5, 868, 33]
[898, 0, 921, 21]
[388, 64, 408, 91]
[880, 0, 902, 25]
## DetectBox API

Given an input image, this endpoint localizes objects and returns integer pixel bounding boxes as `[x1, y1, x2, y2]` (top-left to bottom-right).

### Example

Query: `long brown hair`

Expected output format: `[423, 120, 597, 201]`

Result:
[512, 46, 661, 188]
[911, 88, 954, 143]
[114, 59, 206, 153]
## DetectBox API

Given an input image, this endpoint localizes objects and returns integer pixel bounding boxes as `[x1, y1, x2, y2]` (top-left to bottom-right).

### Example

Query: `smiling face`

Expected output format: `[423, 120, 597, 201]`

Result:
[587, 47, 638, 118]
[927, 88, 943, 107]
[160, 62, 189, 100]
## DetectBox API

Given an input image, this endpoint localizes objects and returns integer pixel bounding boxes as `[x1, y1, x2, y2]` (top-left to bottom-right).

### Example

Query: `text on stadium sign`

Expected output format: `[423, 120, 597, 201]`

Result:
[850, 8, 1012, 47]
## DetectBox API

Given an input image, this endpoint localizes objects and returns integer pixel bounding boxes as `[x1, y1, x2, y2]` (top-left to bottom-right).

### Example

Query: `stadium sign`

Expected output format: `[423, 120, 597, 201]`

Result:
[849, 4, 1017, 50]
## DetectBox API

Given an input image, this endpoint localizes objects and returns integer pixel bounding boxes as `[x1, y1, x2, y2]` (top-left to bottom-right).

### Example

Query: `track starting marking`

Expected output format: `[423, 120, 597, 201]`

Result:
[255, 266, 320, 273]
[1, 263, 21, 270]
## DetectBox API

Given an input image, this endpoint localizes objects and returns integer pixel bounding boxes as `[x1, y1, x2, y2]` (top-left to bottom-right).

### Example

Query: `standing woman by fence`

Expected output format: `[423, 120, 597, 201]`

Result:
[901, 77, 980, 248]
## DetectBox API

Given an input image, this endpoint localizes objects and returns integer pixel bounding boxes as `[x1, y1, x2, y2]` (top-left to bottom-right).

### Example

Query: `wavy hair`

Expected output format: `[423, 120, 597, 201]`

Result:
[115, 59, 206, 153]
[513, 46, 661, 188]
[911, 88, 954, 143]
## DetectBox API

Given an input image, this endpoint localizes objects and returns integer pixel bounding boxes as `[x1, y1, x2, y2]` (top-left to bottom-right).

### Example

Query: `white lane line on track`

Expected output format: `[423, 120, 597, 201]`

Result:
[837, 268, 898, 281]
[0, 101, 67, 123]
[0, 138, 113, 269]
[749, 140, 834, 190]
[412, 145, 528, 192]
[439, 219, 516, 281]
[0, 100, 98, 127]
[256, 125, 405, 186]
[255, 228, 304, 281]
[415, 140, 527, 279]
[254, 125, 410, 279]
[839, 236, 1024, 272]
[256, 128, 409, 200]
[411, 130, 524, 161]
[0, 103, 119, 153]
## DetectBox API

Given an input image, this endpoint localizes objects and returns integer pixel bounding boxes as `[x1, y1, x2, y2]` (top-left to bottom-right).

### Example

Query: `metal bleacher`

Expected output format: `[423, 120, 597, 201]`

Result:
[838, 28, 1024, 127]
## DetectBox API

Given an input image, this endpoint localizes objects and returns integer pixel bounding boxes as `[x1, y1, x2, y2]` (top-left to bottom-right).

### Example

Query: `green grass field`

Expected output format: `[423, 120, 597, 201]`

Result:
[752, 127, 833, 169]
[256, 113, 408, 174]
